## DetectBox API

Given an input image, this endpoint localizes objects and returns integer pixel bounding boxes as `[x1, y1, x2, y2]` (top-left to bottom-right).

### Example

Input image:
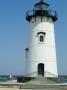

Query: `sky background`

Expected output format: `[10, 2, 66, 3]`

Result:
[0, 0, 67, 75]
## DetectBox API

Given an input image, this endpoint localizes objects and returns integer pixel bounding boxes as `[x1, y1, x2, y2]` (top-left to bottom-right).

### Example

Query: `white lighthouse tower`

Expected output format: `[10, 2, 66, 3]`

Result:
[26, 0, 58, 77]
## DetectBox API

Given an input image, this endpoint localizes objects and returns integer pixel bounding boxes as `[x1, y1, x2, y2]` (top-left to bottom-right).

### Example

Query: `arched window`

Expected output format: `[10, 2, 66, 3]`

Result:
[37, 32, 46, 43]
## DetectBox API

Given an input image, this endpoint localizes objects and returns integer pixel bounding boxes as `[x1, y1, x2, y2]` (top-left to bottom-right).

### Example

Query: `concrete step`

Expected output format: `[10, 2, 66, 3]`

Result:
[19, 84, 64, 90]
[26, 77, 59, 84]
[17, 77, 66, 89]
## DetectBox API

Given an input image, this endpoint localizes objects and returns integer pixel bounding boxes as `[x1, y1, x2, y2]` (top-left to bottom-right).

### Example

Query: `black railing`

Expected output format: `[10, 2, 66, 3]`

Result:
[48, 9, 57, 18]
[26, 10, 35, 17]
[26, 9, 58, 21]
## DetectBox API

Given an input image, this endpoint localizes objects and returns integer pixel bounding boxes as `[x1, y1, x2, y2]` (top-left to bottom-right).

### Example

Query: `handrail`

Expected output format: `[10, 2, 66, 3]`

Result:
[25, 71, 37, 77]
[26, 10, 35, 17]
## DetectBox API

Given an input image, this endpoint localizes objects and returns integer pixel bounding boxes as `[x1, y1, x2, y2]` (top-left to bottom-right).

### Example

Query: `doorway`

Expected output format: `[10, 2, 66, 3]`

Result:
[38, 63, 44, 77]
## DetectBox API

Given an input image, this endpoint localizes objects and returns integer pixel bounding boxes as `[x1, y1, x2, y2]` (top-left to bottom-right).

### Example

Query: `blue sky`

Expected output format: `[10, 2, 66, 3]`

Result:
[0, 0, 67, 75]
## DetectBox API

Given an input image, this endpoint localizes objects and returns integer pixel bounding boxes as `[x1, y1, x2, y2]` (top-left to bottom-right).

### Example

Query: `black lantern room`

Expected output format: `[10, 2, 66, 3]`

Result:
[26, 0, 58, 22]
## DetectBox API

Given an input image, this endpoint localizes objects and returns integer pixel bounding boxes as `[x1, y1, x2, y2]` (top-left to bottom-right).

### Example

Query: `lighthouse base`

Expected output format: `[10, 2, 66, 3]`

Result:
[15, 76, 67, 90]
[26, 61, 58, 78]
[0, 79, 67, 90]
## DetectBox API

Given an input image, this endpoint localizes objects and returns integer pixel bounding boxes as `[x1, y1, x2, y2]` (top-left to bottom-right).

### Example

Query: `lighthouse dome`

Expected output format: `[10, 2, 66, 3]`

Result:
[34, 0, 49, 10]
[26, 0, 57, 22]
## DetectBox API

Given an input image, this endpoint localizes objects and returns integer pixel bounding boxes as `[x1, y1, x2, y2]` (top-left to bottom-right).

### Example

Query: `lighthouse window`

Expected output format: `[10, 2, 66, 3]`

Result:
[40, 35, 44, 42]
[37, 32, 46, 43]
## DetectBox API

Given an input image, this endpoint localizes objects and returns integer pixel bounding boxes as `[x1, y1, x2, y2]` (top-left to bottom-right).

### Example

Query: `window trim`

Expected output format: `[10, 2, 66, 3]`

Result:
[37, 32, 46, 36]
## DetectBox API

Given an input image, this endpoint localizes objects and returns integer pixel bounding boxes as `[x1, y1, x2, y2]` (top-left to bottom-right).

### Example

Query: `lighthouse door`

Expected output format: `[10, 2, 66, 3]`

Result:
[38, 63, 44, 77]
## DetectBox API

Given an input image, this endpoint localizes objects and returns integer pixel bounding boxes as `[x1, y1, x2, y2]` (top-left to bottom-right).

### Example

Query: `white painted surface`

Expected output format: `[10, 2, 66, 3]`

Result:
[26, 16, 58, 77]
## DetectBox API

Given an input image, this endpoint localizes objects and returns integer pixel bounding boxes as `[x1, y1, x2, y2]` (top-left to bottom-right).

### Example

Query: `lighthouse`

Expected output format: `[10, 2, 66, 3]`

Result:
[25, 0, 58, 77]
